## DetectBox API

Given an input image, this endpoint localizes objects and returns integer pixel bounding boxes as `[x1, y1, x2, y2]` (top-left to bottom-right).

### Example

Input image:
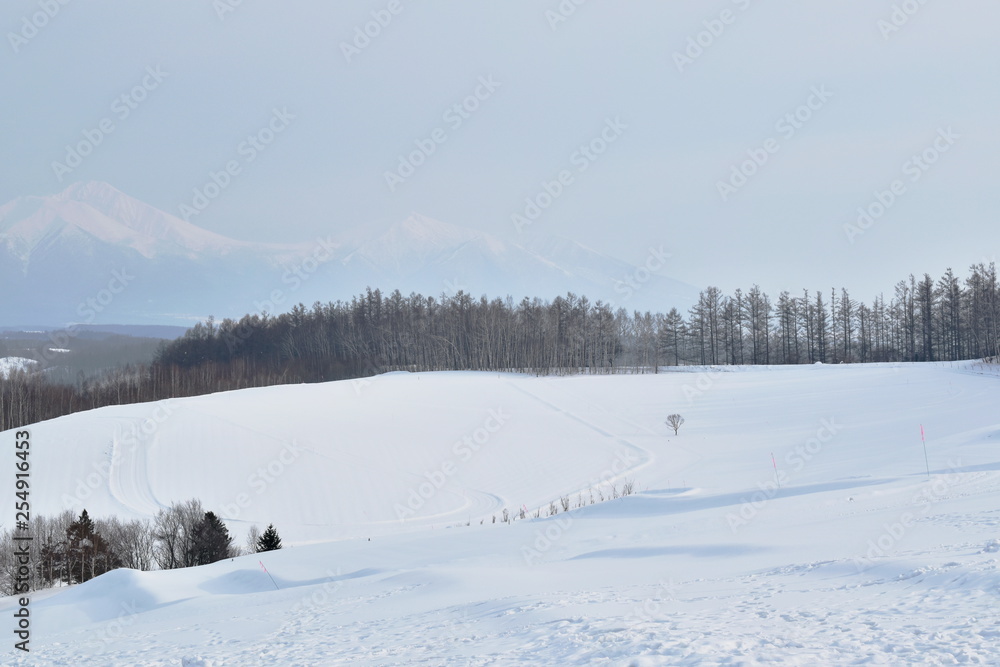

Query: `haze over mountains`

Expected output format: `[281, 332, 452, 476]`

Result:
[0, 182, 697, 327]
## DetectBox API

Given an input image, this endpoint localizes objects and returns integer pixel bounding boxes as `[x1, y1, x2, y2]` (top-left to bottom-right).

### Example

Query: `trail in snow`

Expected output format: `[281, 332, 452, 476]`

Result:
[504, 379, 656, 497]
[107, 419, 166, 517]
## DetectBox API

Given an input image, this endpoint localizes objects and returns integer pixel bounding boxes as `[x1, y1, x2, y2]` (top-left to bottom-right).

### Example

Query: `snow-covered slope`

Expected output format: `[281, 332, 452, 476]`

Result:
[2, 362, 999, 664]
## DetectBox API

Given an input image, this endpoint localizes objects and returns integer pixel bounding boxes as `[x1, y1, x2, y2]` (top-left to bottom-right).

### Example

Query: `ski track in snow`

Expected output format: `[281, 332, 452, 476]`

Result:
[107, 420, 167, 517]
[504, 379, 655, 496]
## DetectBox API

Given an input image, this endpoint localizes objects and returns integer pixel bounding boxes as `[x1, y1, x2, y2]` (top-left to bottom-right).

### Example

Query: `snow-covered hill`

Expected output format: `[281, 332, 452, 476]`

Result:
[2, 362, 999, 664]
[0, 183, 698, 326]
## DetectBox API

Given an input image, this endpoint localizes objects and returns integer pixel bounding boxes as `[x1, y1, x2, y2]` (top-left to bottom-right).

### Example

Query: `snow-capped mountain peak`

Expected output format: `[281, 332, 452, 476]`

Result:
[0, 181, 258, 261]
[0, 184, 698, 325]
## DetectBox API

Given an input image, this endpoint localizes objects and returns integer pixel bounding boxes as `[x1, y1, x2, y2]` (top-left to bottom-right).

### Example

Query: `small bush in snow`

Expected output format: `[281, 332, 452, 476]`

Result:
[666, 413, 685, 435]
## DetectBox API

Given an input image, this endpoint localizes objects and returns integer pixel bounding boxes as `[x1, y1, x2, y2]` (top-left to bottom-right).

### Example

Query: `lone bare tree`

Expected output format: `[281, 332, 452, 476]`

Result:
[666, 413, 684, 435]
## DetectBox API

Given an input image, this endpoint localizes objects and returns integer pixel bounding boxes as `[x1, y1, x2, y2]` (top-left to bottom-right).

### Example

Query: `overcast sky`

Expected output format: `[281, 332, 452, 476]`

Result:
[2, 1, 998, 303]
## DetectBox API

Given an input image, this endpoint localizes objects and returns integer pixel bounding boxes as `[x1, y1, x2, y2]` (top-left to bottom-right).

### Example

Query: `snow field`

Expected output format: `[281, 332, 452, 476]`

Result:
[1, 361, 998, 664]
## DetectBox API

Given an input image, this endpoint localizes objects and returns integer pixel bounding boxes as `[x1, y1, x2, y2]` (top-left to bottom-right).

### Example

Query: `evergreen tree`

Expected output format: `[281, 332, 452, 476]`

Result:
[256, 524, 282, 553]
[189, 512, 234, 565]
[64, 509, 118, 583]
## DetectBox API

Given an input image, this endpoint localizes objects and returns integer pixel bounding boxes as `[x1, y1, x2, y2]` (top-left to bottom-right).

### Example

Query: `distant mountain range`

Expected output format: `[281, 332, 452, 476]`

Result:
[0, 182, 698, 327]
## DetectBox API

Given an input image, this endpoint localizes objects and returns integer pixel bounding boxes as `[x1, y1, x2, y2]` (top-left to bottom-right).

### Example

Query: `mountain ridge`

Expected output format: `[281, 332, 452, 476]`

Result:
[0, 182, 698, 325]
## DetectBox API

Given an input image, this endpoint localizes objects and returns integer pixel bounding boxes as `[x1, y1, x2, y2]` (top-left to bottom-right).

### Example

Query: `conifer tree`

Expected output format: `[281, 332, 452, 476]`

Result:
[64, 509, 118, 583]
[190, 511, 234, 565]
[256, 524, 282, 553]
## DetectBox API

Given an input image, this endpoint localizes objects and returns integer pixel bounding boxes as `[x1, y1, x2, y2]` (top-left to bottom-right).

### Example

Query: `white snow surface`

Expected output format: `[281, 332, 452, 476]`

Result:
[2, 362, 1000, 665]
[0, 357, 37, 378]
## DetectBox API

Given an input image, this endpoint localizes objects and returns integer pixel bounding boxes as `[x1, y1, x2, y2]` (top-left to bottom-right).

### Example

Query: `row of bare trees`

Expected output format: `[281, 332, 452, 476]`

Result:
[0, 290, 624, 431]
[618, 264, 999, 367]
[2, 264, 997, 432]
[158, 289, 622, 376]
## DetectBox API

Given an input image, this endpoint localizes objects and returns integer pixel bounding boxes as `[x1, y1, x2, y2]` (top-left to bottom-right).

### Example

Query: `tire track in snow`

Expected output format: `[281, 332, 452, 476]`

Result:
[548, 377, 708, 482]
[107, 420, 168, 517]
[180, 404, 509, 529]
[336, 486, 506, 531]
[504, 379, 655, 494]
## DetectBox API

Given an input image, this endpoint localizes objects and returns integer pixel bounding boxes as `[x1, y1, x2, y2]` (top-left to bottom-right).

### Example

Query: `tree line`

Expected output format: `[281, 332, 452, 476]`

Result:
[664, 264, 998, 366]
[1, 263, 997, 432]
[0, 500, 282, 595]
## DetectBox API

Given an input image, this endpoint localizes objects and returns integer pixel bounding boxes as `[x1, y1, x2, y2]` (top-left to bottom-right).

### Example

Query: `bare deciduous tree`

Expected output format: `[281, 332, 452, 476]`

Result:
[666, 413, 684, 435]
[153, 499, 204, 570]
[100, 517, 155, 571]
[245, 524, 262, 556]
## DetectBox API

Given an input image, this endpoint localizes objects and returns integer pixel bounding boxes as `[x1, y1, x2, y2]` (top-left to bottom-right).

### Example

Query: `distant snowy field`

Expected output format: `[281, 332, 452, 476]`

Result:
[2, 362, 999, 665]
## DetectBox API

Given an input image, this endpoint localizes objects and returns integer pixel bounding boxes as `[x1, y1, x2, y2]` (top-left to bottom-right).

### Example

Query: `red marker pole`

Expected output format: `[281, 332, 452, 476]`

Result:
[260, 560, 280, 590]
[771, 453, 780, 488]
[920, 425, 930, 479]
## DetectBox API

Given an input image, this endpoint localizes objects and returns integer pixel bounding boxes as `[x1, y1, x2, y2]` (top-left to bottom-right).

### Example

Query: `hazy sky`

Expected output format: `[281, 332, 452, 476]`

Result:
[3, 1, 998, 302]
